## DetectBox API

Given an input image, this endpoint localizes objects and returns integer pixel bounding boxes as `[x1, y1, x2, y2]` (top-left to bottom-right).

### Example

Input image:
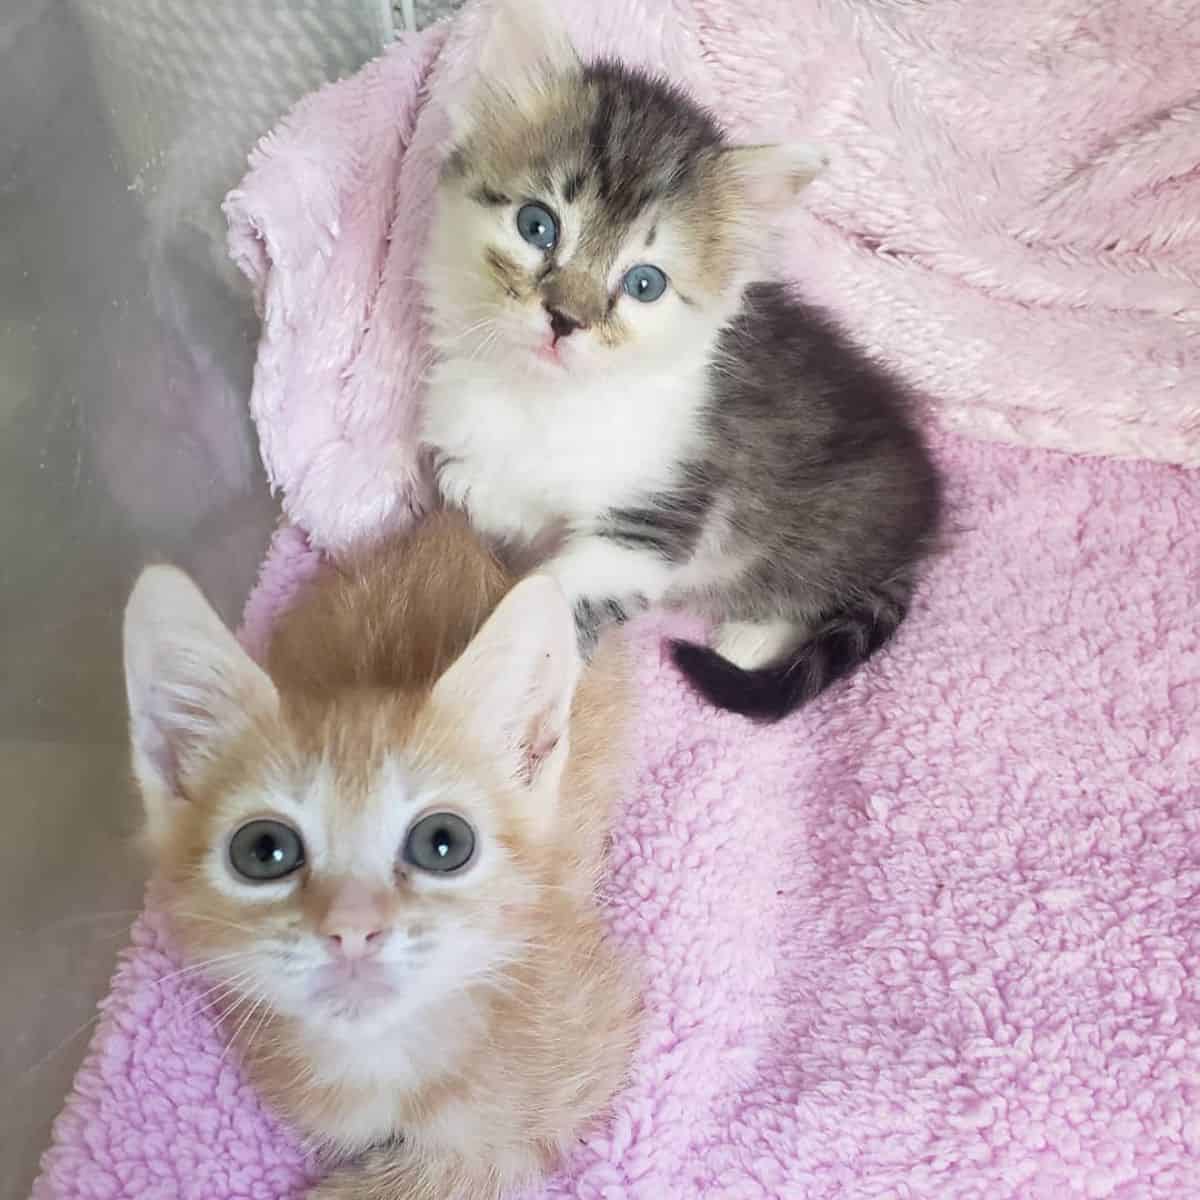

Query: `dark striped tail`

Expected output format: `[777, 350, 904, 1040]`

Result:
[670, 581, 912, 723]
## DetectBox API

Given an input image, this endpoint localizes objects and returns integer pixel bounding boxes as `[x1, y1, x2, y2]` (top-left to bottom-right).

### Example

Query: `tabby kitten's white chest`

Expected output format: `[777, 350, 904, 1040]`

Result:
[424, 360, 704, 545]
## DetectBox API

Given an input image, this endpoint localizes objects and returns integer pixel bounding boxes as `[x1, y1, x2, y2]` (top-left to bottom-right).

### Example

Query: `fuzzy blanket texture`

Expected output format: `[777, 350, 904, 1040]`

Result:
[35, 2, 1200, 1198]
[35, 439, 1200, 1200]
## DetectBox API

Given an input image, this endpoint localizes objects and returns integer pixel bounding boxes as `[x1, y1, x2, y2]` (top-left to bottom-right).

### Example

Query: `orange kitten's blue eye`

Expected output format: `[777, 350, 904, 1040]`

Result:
[622, 264, 668, 302]
[404, 812, 476, 874]
[229, 820, 305, 882]
[517, 203, 558, 251]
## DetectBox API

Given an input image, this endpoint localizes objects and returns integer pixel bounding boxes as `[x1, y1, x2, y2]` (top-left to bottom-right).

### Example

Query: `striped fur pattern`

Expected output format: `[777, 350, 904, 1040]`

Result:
[421, 0, 941, 722]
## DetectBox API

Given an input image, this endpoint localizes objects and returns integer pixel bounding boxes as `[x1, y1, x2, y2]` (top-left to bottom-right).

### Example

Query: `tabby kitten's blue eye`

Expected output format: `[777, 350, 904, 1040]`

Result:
[622, 264, 668, 303]
[229, 819, 305, 882]
[516, 203, 558, 251]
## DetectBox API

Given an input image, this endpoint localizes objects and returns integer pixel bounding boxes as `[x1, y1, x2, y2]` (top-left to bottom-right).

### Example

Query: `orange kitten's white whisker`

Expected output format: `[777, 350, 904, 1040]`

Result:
[221, 991, 272, 1066]
[34, 908, 143, 934]
[19, 1010, 108, 1083]
[173, 909, 264, 936]
[184, 971, 259, 1021]
[150, 953, 259, 988]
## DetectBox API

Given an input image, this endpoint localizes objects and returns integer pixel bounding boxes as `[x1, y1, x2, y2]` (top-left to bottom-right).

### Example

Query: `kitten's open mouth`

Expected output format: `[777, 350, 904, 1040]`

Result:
[535, 342, 564, 367]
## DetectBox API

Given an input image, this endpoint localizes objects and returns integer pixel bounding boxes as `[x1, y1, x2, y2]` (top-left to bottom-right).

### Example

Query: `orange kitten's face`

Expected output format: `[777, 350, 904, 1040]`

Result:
[124, 567, 579, 1042]
[165, 716, 541, 1037]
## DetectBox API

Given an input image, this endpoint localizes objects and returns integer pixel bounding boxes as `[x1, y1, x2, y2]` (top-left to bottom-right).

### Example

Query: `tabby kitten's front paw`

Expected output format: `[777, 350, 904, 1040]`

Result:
[572, 596, 642, 659]
[572, 599, 604, 659]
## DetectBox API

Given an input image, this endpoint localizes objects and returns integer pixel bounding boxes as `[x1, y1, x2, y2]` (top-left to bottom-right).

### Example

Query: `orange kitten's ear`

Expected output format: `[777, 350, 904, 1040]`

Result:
[431, 575, 580, 824]
[448, 0, 579, 140]
[123, 566, 278, 846]
[724, 142, 830, 210]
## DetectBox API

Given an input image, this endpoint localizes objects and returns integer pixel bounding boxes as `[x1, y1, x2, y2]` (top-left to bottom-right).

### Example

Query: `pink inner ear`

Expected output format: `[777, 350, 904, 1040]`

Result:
[519, 718, 561, 786]
[135, 709, 183, 795]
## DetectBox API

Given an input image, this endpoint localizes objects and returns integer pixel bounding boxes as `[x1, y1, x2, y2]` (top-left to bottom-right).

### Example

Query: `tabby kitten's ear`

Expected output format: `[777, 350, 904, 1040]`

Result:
[430, 574, 580, 831]
[449, 0, 580, 140]
[724, 142, 830, 211]
[123, 566, 278, 846]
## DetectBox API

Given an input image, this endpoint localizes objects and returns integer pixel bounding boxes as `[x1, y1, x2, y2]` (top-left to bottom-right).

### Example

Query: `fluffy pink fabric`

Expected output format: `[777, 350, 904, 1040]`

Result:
[223, 2, 1197, 552]
[34, 434, 1200, 1198]
[34, 4, 1200, 1196]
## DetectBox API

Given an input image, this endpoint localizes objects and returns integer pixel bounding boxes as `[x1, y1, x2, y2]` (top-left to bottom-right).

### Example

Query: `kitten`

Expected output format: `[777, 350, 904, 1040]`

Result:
[122, 512, 637, 1200]
[421, 0, 942, 722]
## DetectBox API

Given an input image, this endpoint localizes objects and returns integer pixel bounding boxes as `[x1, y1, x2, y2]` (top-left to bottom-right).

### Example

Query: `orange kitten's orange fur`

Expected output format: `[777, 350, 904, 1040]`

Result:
[122, 513, 638, 1200]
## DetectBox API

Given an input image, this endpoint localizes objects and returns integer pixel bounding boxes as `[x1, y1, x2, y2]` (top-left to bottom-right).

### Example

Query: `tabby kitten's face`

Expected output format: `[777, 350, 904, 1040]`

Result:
[425, 5, 825, 379]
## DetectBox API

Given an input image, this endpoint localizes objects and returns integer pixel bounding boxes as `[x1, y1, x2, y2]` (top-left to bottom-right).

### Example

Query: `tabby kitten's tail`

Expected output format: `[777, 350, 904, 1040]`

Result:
[670, 575, 914, 722]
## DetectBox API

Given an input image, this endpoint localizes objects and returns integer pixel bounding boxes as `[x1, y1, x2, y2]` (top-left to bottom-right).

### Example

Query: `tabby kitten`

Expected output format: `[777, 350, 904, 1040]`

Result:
[123, 513, 637, 1200]
[421, 0, 941, 722]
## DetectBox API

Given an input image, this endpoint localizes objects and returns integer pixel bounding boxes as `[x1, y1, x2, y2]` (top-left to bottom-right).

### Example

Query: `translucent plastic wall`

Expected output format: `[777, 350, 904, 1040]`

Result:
[1, 2, 394, 1190]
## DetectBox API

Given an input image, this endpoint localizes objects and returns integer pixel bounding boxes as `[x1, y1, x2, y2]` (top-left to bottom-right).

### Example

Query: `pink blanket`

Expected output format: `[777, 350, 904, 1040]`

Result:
[223, 0, 1198, 554]
[36, 3, 1200, 1198]
[35, 438, 1200, 1199]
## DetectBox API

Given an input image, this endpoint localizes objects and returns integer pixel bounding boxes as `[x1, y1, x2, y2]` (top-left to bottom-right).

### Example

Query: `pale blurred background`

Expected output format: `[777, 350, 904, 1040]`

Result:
[0, 1, 462, 1194]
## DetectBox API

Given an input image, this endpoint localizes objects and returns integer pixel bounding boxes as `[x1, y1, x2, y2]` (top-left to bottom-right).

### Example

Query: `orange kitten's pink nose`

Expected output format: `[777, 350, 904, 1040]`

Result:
[318, 879, 391, 960]
[325, 927, 386, 959]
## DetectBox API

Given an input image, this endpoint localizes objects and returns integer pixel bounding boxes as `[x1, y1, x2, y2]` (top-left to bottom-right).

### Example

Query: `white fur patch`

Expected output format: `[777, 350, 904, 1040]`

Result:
[713, 618, 800, 670]
[424, 356, 711, 546]
[546, 536, 675, 607]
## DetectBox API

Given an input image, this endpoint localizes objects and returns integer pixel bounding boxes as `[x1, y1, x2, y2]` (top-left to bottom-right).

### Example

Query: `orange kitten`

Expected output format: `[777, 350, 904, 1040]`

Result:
[122, 513, 638, 1200]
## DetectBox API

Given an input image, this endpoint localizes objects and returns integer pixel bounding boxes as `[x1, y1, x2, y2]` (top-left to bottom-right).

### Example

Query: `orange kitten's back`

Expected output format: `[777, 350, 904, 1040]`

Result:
[268, 511, 511, 692]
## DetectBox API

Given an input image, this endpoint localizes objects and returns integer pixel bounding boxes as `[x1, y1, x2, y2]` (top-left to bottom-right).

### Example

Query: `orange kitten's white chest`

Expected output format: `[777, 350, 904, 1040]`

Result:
[266, 990, 490, 1151]
[423, 360, 706, 543]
